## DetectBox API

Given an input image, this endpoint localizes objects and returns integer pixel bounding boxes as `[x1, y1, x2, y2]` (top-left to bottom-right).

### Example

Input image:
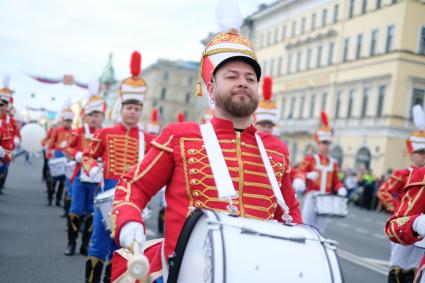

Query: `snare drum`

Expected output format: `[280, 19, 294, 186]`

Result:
[314, 193, 348, 217]
[65, 161, 76, 179]
[94, 188, 152, 232]
[168, 209, 343, 283]
[48, 157, 67, 177]
[80, 167, 103, 183]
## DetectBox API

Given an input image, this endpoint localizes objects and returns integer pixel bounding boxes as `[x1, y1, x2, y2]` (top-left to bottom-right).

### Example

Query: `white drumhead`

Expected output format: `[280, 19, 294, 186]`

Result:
[95, 188, 116, 202]
[20, 123, 46, 153]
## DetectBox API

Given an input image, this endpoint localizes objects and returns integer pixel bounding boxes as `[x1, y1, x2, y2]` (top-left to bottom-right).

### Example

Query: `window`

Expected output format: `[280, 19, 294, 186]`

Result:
[267, 31, 272, 46]
[306, 48, 312, 70]
[163, 72, 169, 80]
[376, 0, 382, 9]
[311, 13, 316, 30]
[160, 87, 167, 100]
[301, 18, 306, 34]
[277, 57, 283, 76]
[343, 38, 350, 62]
[291, 21, 296, 37]
[286, 54, 292, 74]
[316, 45, 323, 67]
[356, 34, 363, 59]
[361, 87, 370, 118]
[333, 4, 339, 23]
[411, 88, 425, 118]
[349, 0, 355, 18]
[328, 42, 335, 65]
[419, 27, 425, 55]
[347, 89, 355, 118]
[322, 92, 328, 111]
[282, 25, 287, 41]
[309, 95, 316, 118]
[288, 97, 296, 118]
[296, 51, 302, 72]
[322, 9, 327, 27]
[299, 95, 305, 118]
[376, 85, 386, 117]
[270, 59, 275, 76]
[334, 91, 341, 118]
[274, 28, 279, 43]
[159, 106, 163, 115]
[280, 97, 286, 119]
[370, 30, 378, 56]
[185, 92, 191, 104]
[386, 25, 395, 53]
[188, 76, 194, 85]
[361, 0, 367, 14]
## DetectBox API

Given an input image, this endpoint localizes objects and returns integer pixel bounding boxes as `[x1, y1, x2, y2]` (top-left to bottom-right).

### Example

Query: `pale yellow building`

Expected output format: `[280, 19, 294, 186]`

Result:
[141, 59, 208, 128]
[245, 0, 425, 175]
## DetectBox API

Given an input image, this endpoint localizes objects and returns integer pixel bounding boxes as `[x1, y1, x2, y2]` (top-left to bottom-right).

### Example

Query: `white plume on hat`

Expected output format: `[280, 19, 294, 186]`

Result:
[215, 0, 243, 32]
[413, 105, 425, 131]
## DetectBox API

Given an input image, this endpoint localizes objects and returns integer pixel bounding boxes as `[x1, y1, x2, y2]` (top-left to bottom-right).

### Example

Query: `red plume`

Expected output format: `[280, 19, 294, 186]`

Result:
[177, 112, 185, 122]
[320, 111, 329, 126]
[130, 51, 141, 77]
[151, 108, 158, 123]
[262, 76, 273, 101]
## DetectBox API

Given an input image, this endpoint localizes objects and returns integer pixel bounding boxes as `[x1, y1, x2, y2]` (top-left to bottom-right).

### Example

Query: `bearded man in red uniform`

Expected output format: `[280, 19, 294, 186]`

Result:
[110, 25, 302, 283]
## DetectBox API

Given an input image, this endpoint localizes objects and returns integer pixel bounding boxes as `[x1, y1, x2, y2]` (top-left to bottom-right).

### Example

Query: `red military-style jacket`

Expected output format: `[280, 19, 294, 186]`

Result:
[385, 167, 425, 279]
[47, 126, 73, 157]
[41, 127, 54, 148]
[111, 117, 302, 264]
[0, 124, 13, 163]
[64, 126, 98, 181]
[296, 154, 343, 194]
[377, 168, 413, 213]
[82, 123, 155, 180]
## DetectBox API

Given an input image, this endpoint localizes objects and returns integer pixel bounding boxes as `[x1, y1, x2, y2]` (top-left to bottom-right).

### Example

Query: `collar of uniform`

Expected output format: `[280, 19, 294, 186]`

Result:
[117, 123, 139, 133]
[317, 153, 329, 162]
[210, 116, 257, 135]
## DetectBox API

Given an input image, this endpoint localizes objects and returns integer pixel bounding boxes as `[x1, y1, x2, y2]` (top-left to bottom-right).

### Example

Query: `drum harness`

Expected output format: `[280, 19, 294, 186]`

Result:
[200, 123, 293, 224]
[313, 154, 335, 194]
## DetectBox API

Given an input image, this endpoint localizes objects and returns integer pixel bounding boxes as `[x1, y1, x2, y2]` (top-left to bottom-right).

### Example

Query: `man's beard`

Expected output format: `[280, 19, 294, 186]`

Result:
[215, 92, 259, 118]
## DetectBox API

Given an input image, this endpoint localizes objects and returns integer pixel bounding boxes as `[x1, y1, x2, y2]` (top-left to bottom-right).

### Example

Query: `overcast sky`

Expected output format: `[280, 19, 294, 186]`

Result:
[0, 0, 274, 116]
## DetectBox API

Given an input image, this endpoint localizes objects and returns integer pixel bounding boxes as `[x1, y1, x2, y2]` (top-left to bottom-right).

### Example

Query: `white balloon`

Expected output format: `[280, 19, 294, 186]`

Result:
[20, 123, 46, 153]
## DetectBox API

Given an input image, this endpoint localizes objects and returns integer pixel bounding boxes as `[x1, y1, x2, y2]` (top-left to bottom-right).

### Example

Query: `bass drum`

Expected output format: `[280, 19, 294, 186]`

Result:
[20, 123, 46, 153]
[167, 209, 343, 283]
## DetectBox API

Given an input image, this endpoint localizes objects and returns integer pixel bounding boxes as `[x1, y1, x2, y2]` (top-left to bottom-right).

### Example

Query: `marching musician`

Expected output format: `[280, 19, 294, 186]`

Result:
[254, 76, 278, 135]
[382, 105, 425, 282]
[110, 14, 302, 283]
[0, 75, 14, 194]
[292, 112, 347, 233]
[46, 100, 74, 207]
[63, 81, 106, 256]
[82, 51, 155, 283]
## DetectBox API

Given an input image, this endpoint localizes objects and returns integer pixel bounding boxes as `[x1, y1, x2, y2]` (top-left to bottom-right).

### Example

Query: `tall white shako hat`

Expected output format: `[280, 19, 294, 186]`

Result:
[61, 98, 75, 121]
[254, 76, 277, 125]
[0, 75, 13, 104]
[119, 51, 147, 105]
[407, 105, 425, 153]
[84, 79, 107, 114]
[147, 108, 160, 134]
[314, 112, 333, 143]
[195, 0, 261, 96]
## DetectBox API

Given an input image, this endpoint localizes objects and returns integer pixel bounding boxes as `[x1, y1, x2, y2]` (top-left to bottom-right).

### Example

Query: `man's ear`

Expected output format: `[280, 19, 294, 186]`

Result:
[206, 81, 214, 101]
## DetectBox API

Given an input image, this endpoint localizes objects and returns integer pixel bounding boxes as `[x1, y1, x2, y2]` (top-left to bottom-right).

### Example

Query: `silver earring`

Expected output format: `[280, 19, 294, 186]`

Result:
[209, 98, 215, 105]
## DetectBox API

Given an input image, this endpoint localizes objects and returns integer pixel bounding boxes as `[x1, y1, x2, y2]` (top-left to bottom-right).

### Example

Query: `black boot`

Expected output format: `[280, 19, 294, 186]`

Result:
[401, 268, 416, 283]
[389, 267, 403, 283]
[61, 196, 71, 218]
[46, 179, 54, 206]
[85, 256, 104, 283]
[64, 214, 80, 256]
[80, 214, 93, 256]
[103, 262, 112, 283]
[56, 180, 64, 206]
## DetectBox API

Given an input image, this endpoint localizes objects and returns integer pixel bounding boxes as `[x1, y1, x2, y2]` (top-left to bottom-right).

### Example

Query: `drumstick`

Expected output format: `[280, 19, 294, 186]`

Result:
[128, 241, 150, 280]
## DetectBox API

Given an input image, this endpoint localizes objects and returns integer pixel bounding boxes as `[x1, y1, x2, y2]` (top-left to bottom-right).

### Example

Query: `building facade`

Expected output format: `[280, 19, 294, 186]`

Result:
[245, 0, 425, 175]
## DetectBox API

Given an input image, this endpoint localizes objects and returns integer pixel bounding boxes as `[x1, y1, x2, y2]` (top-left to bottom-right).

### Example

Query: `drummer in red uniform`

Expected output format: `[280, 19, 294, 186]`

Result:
[110, 17, 302, 283]
[383, 105, 425, 283]
[0, 76, 14, 194]
[292, 112, 347, 233]
[82, 51, 155, 283]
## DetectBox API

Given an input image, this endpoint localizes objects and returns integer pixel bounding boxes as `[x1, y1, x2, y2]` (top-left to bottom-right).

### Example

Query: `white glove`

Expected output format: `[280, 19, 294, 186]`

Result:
[89, 166, 101, 178]
[0, 146, 5, 158]
[337, 187, 348, 197]
[306, 171, 319, 181]
[119, 221, 146, 253]
[292, 178, 306, 194]
[13, 137, 20, 147]
[75, 151, 83, 163]
[413, 215, 425, 237]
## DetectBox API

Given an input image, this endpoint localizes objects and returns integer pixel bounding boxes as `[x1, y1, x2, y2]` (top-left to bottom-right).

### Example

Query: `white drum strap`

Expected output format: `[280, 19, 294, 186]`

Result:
[255, 134, 292, 223]
[138, 130, 145, 161]
[83, 123, 92, 140]
[314, 154, 334, 194]
[200, 123, 237, 199]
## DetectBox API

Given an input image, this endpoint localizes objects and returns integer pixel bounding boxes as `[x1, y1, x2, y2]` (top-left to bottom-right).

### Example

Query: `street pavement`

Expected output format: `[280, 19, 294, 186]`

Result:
[0, 157, 408, 282]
